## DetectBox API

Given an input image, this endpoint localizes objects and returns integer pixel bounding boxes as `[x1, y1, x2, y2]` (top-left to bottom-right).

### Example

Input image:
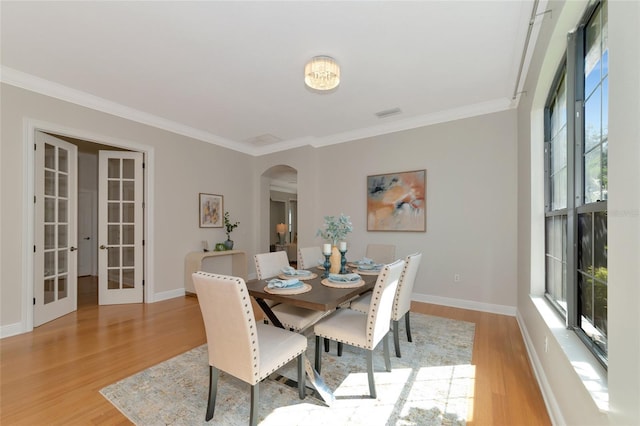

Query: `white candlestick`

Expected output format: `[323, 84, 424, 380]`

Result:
[323, 243, 331, 255]
[339, 241, 347, 251]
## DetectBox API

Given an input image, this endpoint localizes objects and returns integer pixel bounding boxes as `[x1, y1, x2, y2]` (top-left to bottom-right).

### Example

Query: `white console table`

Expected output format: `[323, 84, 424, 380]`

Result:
[184, 250, 247, 295]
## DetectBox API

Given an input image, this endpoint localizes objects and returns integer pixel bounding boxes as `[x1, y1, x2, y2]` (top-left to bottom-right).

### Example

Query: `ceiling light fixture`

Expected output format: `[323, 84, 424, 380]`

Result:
[304, 56, 340, 91]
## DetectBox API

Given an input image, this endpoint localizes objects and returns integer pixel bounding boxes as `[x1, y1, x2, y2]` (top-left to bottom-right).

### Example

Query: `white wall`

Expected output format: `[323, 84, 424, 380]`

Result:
[257, 109, 519, 314]
[0, 84, 255, 333]
[516, 0, 640, 424]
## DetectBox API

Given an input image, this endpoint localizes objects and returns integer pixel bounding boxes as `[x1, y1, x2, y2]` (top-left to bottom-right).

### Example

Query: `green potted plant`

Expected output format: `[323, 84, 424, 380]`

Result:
[223, 211, 239, 250]
[316, 213, 353, 273]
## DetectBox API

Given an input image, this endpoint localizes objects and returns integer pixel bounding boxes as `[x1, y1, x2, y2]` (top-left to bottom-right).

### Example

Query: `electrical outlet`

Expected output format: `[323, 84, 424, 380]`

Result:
[454, 273, 461, 282]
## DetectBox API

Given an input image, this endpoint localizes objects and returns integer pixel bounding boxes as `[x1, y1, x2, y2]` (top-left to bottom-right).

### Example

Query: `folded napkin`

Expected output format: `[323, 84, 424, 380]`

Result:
[353, 257, 374, 266]
[357, 263, 383, 271]
[267, 278, 303, 289]
[328, 273, 361, 283]
[281, 266, 312, 276]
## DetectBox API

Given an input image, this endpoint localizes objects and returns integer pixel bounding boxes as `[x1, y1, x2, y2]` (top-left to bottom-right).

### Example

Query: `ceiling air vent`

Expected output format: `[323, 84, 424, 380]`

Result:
[375, 107, 402, 118]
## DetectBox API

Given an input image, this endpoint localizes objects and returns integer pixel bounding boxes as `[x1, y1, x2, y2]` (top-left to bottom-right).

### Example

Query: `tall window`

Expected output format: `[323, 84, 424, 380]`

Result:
[544, 0, 608, 366]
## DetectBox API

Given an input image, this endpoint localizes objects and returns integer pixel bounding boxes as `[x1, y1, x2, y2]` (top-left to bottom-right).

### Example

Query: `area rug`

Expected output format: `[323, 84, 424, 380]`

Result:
[100, 313, 475, 425]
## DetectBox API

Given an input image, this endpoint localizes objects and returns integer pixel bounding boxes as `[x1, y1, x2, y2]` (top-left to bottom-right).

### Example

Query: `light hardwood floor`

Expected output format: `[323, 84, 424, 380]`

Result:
[1, 277, 550, 425]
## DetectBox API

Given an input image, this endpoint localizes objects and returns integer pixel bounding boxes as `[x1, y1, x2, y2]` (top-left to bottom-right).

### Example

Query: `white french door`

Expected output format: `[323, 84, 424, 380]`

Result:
[34, 132, 78, 326]
[98, 151, 144, 305]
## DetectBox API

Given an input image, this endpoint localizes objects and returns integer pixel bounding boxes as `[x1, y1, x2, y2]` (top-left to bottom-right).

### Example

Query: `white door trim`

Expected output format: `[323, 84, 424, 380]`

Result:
[22, 118, 156, 333]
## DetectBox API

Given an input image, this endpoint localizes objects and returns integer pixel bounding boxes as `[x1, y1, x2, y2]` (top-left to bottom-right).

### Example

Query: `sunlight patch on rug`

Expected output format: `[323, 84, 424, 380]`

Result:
[100, 313, 475, 425]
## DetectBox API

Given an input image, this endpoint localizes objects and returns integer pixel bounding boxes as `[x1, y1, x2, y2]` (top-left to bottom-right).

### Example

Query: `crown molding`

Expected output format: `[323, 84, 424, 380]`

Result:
[0, 66, 252, 154]
[2, 66, 514, 157]
[311, 97, 514, 148]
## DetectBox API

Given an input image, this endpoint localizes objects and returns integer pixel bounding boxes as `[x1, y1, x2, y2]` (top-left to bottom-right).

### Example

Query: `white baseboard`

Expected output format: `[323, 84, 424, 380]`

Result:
[412, 292, 517, 316]
[1, 322, 26, 339]
[516, 309, 565, 426]
[151, 288, 185, 303]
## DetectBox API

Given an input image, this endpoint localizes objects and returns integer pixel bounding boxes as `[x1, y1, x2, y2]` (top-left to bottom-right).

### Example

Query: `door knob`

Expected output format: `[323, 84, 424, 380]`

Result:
[70, 247, 77, 252]
[100, 245, 108, 250]
[84, 237, 90, 240]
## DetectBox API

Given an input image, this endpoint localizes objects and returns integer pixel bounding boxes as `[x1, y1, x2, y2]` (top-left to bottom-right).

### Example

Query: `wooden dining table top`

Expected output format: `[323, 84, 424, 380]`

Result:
[245, 268, 378, 312]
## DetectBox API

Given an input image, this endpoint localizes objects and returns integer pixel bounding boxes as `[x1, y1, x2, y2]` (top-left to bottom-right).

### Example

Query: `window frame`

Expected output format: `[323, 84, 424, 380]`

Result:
[543, 0, 608, 368]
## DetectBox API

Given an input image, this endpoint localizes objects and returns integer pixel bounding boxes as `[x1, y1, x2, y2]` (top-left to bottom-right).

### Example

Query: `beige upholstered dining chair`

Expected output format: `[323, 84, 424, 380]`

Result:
[192, 272, 307, 426]
[313, 259, 405, 398]
[365, 243, 397, 264]
[297, 246, 323, 270]
[254, 251, 290, 280]
[350, 252, 423, 357]
[254, 251, 328, 332]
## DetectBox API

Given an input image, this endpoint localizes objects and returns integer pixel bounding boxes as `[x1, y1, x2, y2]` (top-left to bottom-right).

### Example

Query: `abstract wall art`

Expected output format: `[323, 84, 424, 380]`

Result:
[367, 169, 426, 232]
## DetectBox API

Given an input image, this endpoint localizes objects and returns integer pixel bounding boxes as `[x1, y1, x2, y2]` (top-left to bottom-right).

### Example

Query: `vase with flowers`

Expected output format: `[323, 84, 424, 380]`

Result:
[316, 213, 353, 273]
[223, 211, 239, 250]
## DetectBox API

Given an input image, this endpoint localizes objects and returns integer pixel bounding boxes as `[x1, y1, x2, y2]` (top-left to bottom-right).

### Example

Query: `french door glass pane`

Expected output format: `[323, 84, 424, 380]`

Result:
[108, 181, 120, 201]
[108, 225, 120, 245]
[108, 202, 120, 222]
[123, 203, 135, 223]
[58, 173, 68, 197]
[45, 144, 55, 169]
[58, 148, 68, 173]
[58, 251, 67, 274]
[108, 247, 120, 267]
[58, 225, 67, 247]
[122, 159, 134, 179]
[44, 252, 55, 277]
[45, 171, 55, 196]
[58, 199, 68, 222]
[44, 279, 55, 304]
[122, 225, 134, 245]
[58, 276, 68, 299]
[45, 225, 55, 249]
[122, 247, 135, 267]
[108, 158, 120, 178]
[122, 269, 135, 288]
[122, 181, 135, 201]
[108, 270, 120, 289]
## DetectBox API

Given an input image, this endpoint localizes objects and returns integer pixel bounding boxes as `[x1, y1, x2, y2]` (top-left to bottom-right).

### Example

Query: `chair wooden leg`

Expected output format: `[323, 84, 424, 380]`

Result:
[315, 336, 322, 373]
[366, 350, 376, 399]
[250, 383, 259, 426]
[324, 338, 330, 352]
[393, 320, 401, 358]
[297, 354, 306, 399]
[337, 342, 343, 356]
[205, 366, 219, 421]
[405, 312, 412, 342]
[383, 332, 391, 372]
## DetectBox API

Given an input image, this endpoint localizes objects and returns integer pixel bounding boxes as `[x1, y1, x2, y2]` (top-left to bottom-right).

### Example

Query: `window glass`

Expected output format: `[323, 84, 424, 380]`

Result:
[544, 0, 607, 364]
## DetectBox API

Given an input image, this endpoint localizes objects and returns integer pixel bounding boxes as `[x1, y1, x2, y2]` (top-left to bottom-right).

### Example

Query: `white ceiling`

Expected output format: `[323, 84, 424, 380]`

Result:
[1, 1, 543, 156]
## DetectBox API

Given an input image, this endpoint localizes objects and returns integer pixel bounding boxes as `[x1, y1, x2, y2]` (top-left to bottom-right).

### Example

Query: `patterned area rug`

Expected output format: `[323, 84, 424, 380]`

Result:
[100, 313, 475, 425]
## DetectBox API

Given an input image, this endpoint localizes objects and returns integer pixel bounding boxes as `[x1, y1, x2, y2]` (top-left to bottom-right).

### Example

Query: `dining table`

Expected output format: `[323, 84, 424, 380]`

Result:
[245, 266, 378, 329]
[245, 265, 380, 404]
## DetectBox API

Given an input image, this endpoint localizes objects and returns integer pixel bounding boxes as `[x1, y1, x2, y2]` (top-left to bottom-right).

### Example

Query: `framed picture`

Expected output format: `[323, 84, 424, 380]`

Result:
[367, 169, 426, 232]
[199, 193, 223, 228]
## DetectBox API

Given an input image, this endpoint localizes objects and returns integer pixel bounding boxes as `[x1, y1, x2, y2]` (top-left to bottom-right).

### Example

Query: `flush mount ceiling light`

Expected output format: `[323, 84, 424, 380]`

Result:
[304, 56, 340, 91]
